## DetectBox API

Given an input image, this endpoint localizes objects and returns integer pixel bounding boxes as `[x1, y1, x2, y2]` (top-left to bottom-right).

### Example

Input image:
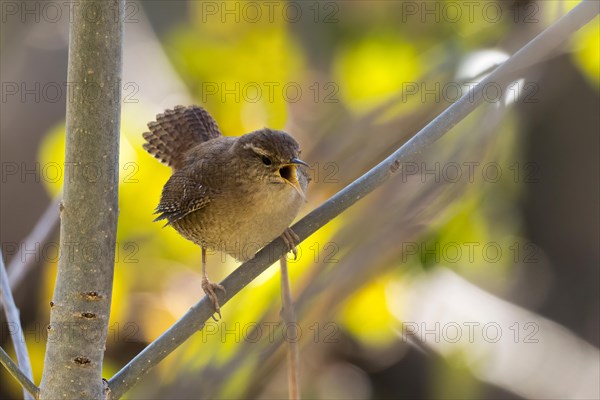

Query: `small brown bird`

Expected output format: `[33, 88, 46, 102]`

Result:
[143, 105, 309, 318]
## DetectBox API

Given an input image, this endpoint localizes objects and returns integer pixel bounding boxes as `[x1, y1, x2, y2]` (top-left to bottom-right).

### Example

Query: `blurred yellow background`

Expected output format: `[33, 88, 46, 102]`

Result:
[1, 1, 598, 399]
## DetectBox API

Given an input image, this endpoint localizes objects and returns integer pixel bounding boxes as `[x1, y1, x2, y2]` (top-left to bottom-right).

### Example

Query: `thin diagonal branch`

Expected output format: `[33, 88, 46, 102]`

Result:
[0, 346, 39, 399]
[1, 252, 35, 400]
[107, 1, 599, 398]
[7, 197, 61, 291]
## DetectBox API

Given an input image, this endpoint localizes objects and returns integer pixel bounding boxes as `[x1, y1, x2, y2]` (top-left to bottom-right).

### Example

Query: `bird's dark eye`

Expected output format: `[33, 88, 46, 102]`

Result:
[261, 155, 272, 166]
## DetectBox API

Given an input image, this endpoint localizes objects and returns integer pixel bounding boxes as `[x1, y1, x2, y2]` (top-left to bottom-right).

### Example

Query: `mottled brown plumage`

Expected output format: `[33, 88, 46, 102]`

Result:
[143, 105, 309, 317]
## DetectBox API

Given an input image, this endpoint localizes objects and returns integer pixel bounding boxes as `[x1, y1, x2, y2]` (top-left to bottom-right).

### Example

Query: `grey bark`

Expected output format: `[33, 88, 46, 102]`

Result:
[39, 1, 123, 398]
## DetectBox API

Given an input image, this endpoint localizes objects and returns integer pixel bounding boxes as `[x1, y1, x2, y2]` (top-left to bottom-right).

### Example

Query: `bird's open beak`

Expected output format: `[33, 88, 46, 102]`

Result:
[279, 158, 308, 202]
[290, 157, 309, 168]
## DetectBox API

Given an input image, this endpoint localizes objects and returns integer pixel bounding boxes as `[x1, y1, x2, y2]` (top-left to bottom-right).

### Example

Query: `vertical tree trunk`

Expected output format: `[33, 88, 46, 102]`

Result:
[40, 1, 123, 398]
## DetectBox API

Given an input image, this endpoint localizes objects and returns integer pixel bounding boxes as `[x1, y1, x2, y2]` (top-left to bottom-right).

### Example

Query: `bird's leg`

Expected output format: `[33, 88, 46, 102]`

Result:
[281, 228, 300, 260]
[201, 247, 225, 321]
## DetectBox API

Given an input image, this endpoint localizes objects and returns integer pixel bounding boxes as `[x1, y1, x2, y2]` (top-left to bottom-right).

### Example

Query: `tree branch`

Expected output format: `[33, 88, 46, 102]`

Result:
[280, 256, 301, 400]
[0, 347, 39, 399]
[107, 1, 599, 398]
[39, 0, 124, 398]
[7, 197, 61, 291]
[0, 252, 35, 400]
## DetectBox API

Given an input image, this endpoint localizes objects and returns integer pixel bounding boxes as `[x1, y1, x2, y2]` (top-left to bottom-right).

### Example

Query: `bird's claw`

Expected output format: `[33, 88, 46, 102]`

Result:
[202, 276, 225, 321]
[281, 228, 300, 260]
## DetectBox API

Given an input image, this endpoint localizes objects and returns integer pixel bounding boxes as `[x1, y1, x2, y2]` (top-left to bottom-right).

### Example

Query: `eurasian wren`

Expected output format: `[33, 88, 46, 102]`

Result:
[143, 105, 309, 318]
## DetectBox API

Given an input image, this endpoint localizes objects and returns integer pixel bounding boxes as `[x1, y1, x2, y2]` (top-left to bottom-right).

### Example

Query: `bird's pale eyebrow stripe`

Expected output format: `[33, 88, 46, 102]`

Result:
[242, 143, 268, 156]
